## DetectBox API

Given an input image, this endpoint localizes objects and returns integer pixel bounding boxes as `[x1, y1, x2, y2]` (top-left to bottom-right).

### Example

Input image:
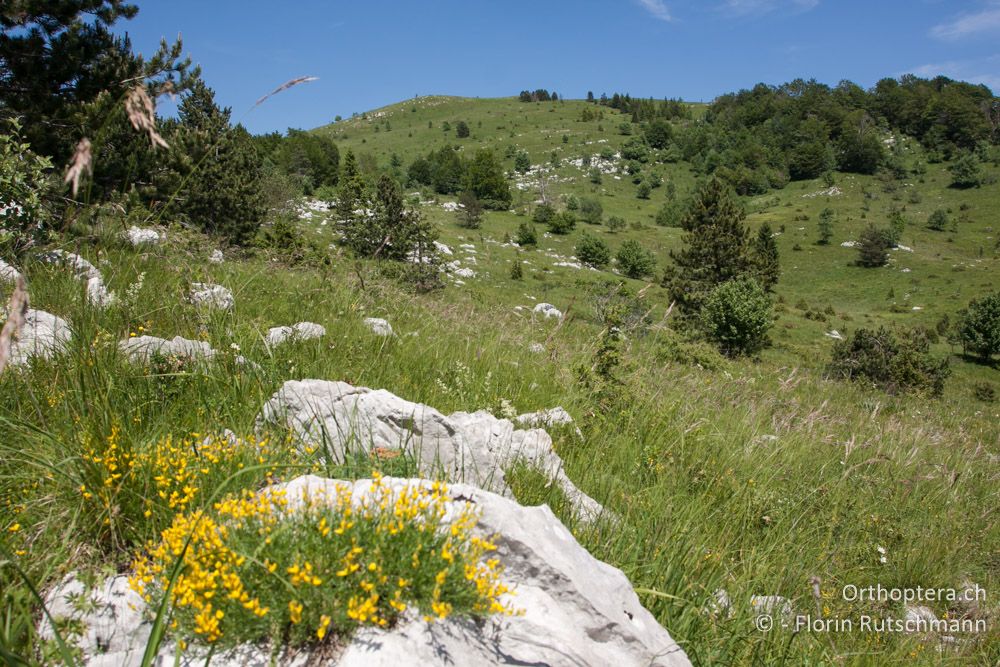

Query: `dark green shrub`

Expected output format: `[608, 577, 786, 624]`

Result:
[827, 327, 950, 395]
[575, 233, 611, 269]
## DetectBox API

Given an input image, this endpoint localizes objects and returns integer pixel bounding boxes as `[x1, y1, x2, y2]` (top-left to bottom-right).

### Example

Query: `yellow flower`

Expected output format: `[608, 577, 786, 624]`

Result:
[317, 614, 331, 640]
[288, 600, 303, 624]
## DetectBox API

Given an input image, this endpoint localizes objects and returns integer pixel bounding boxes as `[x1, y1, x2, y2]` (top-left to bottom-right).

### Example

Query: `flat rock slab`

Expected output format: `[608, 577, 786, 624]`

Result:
[7, 309, 72, 367]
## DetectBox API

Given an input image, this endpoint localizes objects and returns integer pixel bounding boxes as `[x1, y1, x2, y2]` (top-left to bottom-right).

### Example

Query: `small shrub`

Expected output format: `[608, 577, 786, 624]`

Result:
[579, 197, 603, 225]
[827, 327, 950, 395]
[547, 211, 576, 235]
[973, 382, 996, 403]
[510, 260, 523, 280]
[654, 329, 726, 370]
[606, 216, 625, 233]
[856, 225, 892, 267]
[575, 233, 611, 269]
[515, 222, 537, 246]
[699, 278, 773, 357]
[956, 290, 1000, 362]
[616, 239, 656, 279]
[131, 473, 515, 649]
[0, 120, 53, 257]
[927, 208, 948, 231]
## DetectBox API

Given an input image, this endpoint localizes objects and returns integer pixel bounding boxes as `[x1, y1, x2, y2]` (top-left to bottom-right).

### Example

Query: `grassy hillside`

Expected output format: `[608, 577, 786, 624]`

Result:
[1, 95, 998, 665]
[315, 95, 1000, 392]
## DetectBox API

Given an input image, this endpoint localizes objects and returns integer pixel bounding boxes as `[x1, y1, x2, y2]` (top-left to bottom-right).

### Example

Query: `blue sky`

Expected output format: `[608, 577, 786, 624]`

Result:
[117, 0, 1000, 135]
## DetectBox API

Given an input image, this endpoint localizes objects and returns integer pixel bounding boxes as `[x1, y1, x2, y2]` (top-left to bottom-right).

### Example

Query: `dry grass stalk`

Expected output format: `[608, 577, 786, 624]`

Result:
[0, 276, 29, 374]
[125, 85, 169, 149]
[64, 138, 93, 197]
[254, 76, 319, 107]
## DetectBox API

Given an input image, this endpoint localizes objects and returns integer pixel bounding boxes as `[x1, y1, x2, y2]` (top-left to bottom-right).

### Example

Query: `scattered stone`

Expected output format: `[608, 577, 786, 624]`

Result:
[433, 241, 453, 255]
[528, 342, 545, 353]
[256, 380, 606, 521]
[893, 244, 913, 252]
[265, 322, 326, 346]
[208, 249, 225, 264]
[42, 475, 689, 667]
[515, 406, 575, 429]
[119, 335, 216, 363]
[189, 283, 234, 310]
[36, 250, 116, 306]
[750, 595, 793, 621]
[454, 267, 476, 279]
[840, 241, 856, 248]
[803, 186, 842, 198]
[533, 302, 563, 319]
[126, 226, 162, 246]
[0, 258, 22, 282]
[7, 309, 72, 367]
[363, 317, 393, 337]
[825, 330, 845, 340]
[903, 605, 937, 633]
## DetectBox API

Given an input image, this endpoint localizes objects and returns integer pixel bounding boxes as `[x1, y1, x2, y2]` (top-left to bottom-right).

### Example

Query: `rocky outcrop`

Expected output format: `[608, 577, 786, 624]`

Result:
[265, 322, 326, 347]
[256, 380, 604, 521]
[0, 258, 22, 282]
[40, 475, 689, 667]
[7, 309, 72, 367]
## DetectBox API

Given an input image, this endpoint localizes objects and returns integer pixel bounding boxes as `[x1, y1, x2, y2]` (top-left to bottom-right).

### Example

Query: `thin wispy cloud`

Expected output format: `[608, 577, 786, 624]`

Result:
[908, 55, 1000, 92]
[930, 1, 1000, 40]
[719, 0, 818, 17]
[635, 0, 673, 21]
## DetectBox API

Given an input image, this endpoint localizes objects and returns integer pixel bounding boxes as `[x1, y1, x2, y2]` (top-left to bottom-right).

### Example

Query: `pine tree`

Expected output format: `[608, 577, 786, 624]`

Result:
[169, 79, 264, 244]
[817, 208, 834, 244]
[750, 223, 780, 291]
[336, 150, 366, 227]
[664, 178, 751, 314]
[342, 174, 436, 261]
[510, 259, 523, 280]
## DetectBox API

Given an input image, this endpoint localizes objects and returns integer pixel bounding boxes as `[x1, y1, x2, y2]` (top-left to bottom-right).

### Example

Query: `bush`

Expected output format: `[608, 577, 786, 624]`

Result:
[927, 209, 948, 231]
[510, 260, 523, 280]
[606, 216, 626, 233]
[827, 327, 950, 395]
[547, 211, 576, 235]
[654, 203, 680, 228]
[456, 191, 484, 229]
[636, 182, 651, 199]
[956, 291, 1000, 362]
[575, 233, 611, 268]
[654, 329, 726, 370]
[532, 203, 555, 225]
[456, 120, 470, 138]
[949, 152, 982, 188]
[616, 239, 656, 279]
[131, 472, 515, 649]
[973, 381, 996, 403]
[699, 277, 773, 357]
[0, 120, 52, 257]
[855, 225, 892, 267]
[579, 197, 603, 224]
[515, 222, 537, 246]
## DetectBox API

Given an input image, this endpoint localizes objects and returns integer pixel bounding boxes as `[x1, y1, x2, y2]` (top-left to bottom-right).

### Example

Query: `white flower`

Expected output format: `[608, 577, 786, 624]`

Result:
[230, 343, 241, 352]
[876, 545, 886, 555]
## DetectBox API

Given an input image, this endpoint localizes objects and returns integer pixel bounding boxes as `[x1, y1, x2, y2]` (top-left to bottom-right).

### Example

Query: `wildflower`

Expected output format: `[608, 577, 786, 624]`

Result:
[316, 614, 331, 640]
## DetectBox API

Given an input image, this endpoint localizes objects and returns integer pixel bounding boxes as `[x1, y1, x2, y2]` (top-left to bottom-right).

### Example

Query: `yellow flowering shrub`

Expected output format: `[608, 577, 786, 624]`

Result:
[74, 427, 306, 549]
[130, 472, 516, 649]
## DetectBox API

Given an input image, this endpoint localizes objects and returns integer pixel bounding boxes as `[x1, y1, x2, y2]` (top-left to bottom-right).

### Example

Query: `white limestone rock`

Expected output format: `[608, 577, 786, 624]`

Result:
[37, 250, 101, 280]
[189, 283, 234, 310]
[0, 258, 22, 282]
[208, 249, 225, 264]
[126, 226, 162, 246]
[7, 309, 72, 367]
[47, 475, 689, 667]
[266, 322, 326, 347]
[255, 380, 606, 522]
[363, 317, 393, 337]
[528, 342, 545, 353]
[533, 302, 562, 319]
[119, 335, 216, 363]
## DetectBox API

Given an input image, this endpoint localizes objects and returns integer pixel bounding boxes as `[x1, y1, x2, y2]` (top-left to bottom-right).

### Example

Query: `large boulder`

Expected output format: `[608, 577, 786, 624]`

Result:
[363, 317, 393, 337]
[256, 380, 605, 521]
[40, 475, 689, 667]
[533, 302, 562, 319]
[7, 309, 72, 367]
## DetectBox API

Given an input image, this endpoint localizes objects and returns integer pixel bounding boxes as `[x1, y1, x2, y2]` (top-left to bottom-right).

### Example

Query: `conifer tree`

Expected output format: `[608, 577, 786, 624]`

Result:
[750, 222, 780, 291]
[664, 178, 752, 314]
[168, 79, 263, 244]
